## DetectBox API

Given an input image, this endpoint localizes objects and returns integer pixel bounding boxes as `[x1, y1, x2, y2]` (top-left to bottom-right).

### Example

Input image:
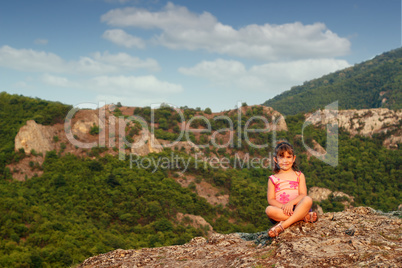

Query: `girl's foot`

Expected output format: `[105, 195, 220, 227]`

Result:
[303, 212, 318, 223]
[268, 222, 284, 237]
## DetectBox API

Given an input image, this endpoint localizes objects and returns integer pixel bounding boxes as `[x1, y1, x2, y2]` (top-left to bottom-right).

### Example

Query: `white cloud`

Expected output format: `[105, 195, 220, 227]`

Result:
[0, 45, 159, 74]
[0, 45, 177, 107]
[89, 75, 183, 107]
[179, 58, 351, 94]
[101, 2, 351, 60]
[42, 74, 72, 87]
[0, 45, 66, 73]
[92, 51, 159, 71]
[179, 59, 246, 85]
[102, 29, 146, 49]
[89, 75, 183, 95]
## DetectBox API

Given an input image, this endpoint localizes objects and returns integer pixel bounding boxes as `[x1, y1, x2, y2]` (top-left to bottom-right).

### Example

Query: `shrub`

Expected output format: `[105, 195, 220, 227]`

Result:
[90, 124, 100, 135]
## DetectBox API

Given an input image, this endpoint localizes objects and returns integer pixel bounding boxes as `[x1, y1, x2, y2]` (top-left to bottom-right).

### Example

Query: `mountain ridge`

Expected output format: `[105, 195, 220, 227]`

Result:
[262, 47, 402, 115]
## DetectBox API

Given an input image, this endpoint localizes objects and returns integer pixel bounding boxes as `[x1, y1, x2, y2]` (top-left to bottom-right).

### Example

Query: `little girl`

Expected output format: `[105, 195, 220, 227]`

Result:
[266, 141, 318, 237]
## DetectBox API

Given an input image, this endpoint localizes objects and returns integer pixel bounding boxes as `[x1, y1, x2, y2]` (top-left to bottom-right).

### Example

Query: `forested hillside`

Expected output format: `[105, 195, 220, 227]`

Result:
[0, 92, 71, 178]
[262, 47, 402, 115]
[1, 152, 271, 267]
[0, 91, 400, 267]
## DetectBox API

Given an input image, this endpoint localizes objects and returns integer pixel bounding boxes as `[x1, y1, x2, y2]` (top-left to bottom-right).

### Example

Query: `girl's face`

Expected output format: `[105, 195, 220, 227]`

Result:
[275, 151, 296, 171]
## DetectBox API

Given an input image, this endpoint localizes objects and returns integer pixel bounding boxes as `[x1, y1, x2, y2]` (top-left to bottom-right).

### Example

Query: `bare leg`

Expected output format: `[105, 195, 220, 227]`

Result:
[265, 206, 289, 222]
[281, 196, 312, 229]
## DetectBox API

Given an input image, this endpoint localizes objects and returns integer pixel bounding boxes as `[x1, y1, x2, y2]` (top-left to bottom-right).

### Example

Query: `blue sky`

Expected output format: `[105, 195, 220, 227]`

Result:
[1, 0, 401, 112]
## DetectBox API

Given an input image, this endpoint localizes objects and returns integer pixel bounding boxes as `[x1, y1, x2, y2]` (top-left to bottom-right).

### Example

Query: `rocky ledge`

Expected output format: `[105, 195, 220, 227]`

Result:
[78, 207, 401, 268]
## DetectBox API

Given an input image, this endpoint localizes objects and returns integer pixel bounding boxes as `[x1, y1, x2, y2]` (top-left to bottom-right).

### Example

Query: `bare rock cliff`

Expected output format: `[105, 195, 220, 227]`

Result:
[131, 129, 164, 156]
[262, 106, 288, 131]
[309, 186, 355, 212]
[306, 108, 401, 148]
[15, 120, 56, 154]
[77, 207, 401, 268]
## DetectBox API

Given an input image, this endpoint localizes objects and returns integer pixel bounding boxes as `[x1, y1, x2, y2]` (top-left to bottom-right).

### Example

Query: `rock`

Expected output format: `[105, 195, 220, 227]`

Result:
[311, 139, 327, 155]
[235, 105, 288, 131]
[308, 187, 332, 202]
[158, 139, 200, 154]
[130, 129, 163, 156]
[305, 108, 402, 149]
[309, 187, 354, 209]
[176, 213, 214, 237]
[15, 120, 56, 154]
[71, 110, 100, 140]
[383, 135, 402, 149]
[333, 191, 354, 202]
[77, 207, 402, 268]
[345, 225, 355, 236]
[351, 206, 376, 215]
[262, 106, 288, 131]
[332, 191, 355, 209]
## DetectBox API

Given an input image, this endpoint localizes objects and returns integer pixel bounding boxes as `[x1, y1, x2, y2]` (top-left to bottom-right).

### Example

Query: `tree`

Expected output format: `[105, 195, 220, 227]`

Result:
[204, 107, 212, 114]
[90, 124, 100, 135]
[106, 174, 120, 187]
[54, 175, 66, 188]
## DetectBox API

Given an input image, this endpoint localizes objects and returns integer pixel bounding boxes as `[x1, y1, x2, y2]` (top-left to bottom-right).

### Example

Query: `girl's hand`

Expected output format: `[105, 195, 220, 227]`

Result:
[281, 203, 294, 216]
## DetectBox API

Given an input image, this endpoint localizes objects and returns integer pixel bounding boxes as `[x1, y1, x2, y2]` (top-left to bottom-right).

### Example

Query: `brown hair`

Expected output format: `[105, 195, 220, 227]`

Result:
[273, 141, 298, 173]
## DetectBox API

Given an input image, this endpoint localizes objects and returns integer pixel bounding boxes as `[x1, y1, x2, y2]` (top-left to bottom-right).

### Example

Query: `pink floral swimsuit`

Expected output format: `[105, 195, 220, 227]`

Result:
[269, 171, 302, 204]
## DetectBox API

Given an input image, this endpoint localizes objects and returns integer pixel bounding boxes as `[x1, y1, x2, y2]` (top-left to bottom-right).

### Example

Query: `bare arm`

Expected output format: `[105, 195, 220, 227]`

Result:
[267, 179, 284, 208]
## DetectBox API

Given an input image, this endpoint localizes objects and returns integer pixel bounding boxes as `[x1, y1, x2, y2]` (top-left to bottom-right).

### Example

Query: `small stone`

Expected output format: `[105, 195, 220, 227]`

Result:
[345, 225, 355, 236]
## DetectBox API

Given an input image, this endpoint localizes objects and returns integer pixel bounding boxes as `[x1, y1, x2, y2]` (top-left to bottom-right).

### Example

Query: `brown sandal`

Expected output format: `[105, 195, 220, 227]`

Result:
[303, 212, 318, 223]
[268, 222, 284, 237]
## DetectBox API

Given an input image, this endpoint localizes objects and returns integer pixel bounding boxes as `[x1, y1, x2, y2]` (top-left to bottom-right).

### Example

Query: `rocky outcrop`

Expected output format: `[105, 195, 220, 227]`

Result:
[173, 173, 229, 206]
[309, 187, 355, 211]
[306, 108, 401, 136]
[176, 212, 213, 237]
[309, 187, 333, 202]
[306, 108, 401, 149]
[71, 110, 100, 141]
[14, 105, 288, 155]
[15, 120, 57, 154]
[226, 105, 288, 132]
[159, 140, 200, 154]
[14, 109, 102, 155]
[77, 207, 401, 268]
[383, 134, 402, 149]
[261, 106, 288, 131]
[131, 129, 164, 156]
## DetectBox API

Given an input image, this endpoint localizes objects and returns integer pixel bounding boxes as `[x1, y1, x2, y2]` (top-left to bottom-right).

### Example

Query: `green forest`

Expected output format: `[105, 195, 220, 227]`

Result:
[0, 50, 401, 268]
[0, 92, 71, 178]
[263, 47, 402, 115]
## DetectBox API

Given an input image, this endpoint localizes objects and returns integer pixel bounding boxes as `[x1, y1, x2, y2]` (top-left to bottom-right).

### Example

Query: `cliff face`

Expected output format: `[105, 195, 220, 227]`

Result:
[15, 120, 58, 154]
[309, 186, 355, 212]
[14, 109, 102, 156]
[13, 105, 287, 155]
[77, 207, 401, 268]
[306, 108, 402, 149]
[12, 106, 400, 160]
[10, 105, 287, 180]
